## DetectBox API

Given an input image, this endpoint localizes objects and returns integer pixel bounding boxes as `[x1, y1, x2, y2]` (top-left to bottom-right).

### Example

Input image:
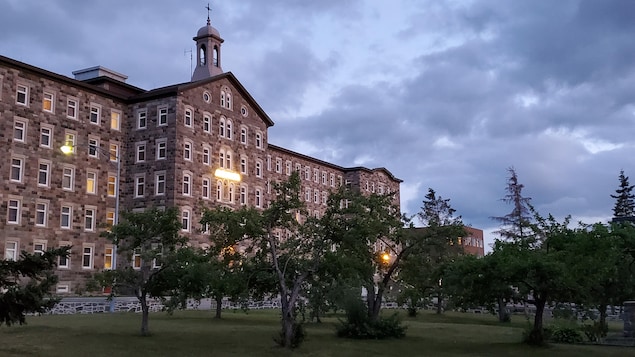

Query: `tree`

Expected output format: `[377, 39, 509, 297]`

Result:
[491, 167, 533, 242]
[0, 247, 69, 326]
[93, 207, 187, 336]
[611, 170, 635, 219]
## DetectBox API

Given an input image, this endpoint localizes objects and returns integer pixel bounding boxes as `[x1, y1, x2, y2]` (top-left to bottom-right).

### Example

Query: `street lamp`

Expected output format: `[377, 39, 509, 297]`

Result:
[60, 141, 121, 272]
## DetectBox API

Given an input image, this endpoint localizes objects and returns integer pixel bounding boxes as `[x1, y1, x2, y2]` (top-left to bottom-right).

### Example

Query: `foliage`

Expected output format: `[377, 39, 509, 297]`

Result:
[581, 321, 608, 342]
[610, 170, 635, 218]
[93, 207, 187, 336]
[491, 167, 533, 242]
[0, 247, 69, 326]
[544, 324, 583, 344]
[336, 298, 407, 339]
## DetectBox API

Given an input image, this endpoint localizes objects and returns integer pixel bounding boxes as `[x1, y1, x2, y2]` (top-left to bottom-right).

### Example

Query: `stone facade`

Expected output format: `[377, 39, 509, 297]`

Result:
[0, 20, 402, 294]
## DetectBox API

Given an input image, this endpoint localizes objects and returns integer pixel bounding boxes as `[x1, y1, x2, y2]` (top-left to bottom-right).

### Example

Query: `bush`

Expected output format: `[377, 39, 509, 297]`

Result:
[581, 322, 608, 342]
[549, 326, 582, 344]
[336, 299, 407, 339]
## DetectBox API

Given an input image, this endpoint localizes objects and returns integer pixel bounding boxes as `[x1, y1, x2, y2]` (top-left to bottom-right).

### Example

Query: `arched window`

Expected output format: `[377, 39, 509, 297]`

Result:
[225, 151, 232, 170]
[219, 117, 225, 137]
[213, 46, 219, 66]
[226, 120, 232, 140]
[220, 91, 226, 107]
[217, 180, 223, 201]
[240, 127, 247, 145]
[240, 185, 247, 205]
[226, 93, 232, 109]
[219, 151, 225, 168]
[199, 45, 207, 65]
[228, 183, 234, 203]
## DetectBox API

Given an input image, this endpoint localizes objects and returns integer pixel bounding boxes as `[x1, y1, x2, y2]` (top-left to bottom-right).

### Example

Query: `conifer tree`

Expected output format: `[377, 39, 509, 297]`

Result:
[610, 170, 635, 218]
[491, 167, 532, 242]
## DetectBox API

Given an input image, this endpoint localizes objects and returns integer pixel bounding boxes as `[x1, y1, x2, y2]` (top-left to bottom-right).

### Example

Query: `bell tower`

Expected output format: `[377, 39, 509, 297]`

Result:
[191, 9, 224, 81]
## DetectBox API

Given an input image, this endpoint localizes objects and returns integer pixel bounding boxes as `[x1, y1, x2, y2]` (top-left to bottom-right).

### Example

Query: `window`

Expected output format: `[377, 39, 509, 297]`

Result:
[322, 192, 328, 205]
[60, 205, 72, 229]
[135, 175, 145, 198]
[217, 180, 223, 201]
[158, 106, 168, 126]
[33, 242, 46, 256]
[371, 183, 375, 193]
[10, 157, 24, 182]
[314, 190, 319, 204]
[58, 244, 70, 268]
[203, 115, 211, 133]
[314, 169, 319, 183]
[106, 210, 115, 227]
[228, 183, 235, 203]
[16, 84, 28, 106]
[7, 199, 20, 224]
[226, 92, 232, 110]
[241, 106, 248, 117]
[156, 139, 167, 160]
[183, 172, 192, 196]
[255, 189, 262, 208]
[86, 171, 97, 194]
[203, 146, 211, 165]
[42, 92, 54, 112]
[64, 132, 76, 152]
[295, 163, 301, 173]
[203, 91, 211, 103]
[255, 161, 262, 178]
[202, 177, 210, 199]
[255, 133, 262, 148]
[88, 138, 100, 158]
[132, 248, 142, 269]
[330, 174, 335, 187]
[155, 172, 166, 195]
[82, 245, 94, 269]
[286, 161, 292, 176]
[136, 142, 146, 162]
[305, 167, 310, 181]
[219, 117, 225, 137]
[305, 188, 311, 202]
[14, 119, 26, 142]
[226, 120, 233, 140]
[109, 143, 119, 162]
[181, 209, 190, 232]
[219, 151, 224, 168]
[110, 110, 121, 130]
[275, 158, 282, 173]
[35, 202, 48, 227]
[152, 243, 163, 269]
[184, 109, 192, 127]
[84, 207, 96, 231]
[62, 166, 75, 191]
[137, 109, 147, 129]
[218, 149, 232, 170]
[90, 104, 100, 125]
[5, 241, 18, 261]
[240, 185, 247, 205]
[183, 140, 192, 161]
[67, 98, 78, 119]
[240, 156, 247, 174]
[108, 174, 117, 197]
[240, 127, 247, 145]
[322, 172, 327, 185]
[220, 91, 226, 107]
[40, 125, 52, 148]
[104, 247, 113, 270]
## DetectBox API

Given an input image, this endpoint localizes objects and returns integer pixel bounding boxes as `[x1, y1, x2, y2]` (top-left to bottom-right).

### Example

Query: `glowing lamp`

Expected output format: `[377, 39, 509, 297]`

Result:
[214, 168, 241, 182]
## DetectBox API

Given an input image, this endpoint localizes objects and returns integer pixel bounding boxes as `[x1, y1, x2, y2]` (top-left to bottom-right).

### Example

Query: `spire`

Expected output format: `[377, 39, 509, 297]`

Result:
[191, 4, 224, 81]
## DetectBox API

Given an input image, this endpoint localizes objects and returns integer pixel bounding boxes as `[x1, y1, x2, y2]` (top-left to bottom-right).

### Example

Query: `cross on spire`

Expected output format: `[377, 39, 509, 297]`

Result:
[205, 3, 212, 25]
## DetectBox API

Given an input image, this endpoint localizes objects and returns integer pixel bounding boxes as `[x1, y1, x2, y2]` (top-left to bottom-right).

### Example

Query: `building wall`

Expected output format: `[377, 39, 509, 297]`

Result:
[462, 227, 485, 257]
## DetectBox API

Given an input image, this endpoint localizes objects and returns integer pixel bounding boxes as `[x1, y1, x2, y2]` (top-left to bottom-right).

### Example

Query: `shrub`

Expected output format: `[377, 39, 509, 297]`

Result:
[336, 299, 407, 339]
[581, 322, 608, 342]
[549, 326, 582, 344]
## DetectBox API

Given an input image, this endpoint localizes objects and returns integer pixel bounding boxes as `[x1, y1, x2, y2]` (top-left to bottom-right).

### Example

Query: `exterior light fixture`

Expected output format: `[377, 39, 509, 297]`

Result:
[214, 168, 241, 182]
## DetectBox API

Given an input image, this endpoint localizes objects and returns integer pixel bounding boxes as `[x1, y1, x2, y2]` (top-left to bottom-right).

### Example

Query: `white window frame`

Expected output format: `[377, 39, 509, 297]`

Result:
[181, 209, 191, 232]
[203, 114, 211, 133]
[108, 174, 117, 198]
[275, 158, 282, 173]
[86, 170, 97, 194]
[240, 185, 247, 205]
[240, 127, 248, 145]
[104, 246, 113, 270]
[58, 243, 70, 268]
[16, 84, 29, 106]
[89, 104, 101, 125]
[137, 109, 147, 129]
[202, 177, 210, 199]
[67, 98, 78, 120]
[183, 172, 192, 196]
[43, 91, 54, 113]
[82, 245, 94, 269]
[62, 166, 75, 191]
[60, 205, 72, 229]
[255, 160, 262, 178]
[132, 248, 142, 270]
[5, 241, 18, 261]
[84, 207, 96, 232]
[156, 138, 167, 160]
[158, 106, 168, 126]
[255, 189, 262, 208]
[109, 142, 119, 162]
[203, 146, 211, 165]
[255, 132, 262, 149]
[64, 132, 76, 153]
[35, 201, 48, 227]
[40, 125, 53, 148]
[155, 172, 166, 196]
[10, 157, 24, 183]
[88, 138, 100, 158]
[7, 198, 20, 224]
[226, 119, 233, 140]
[183, 140, 193, 161]
[240, 156, 247, 174]
[13, 119, 27, 143]
[135, 174, 145, 198]
[184, 108, 193, 128]
[136, 142, 146, 163]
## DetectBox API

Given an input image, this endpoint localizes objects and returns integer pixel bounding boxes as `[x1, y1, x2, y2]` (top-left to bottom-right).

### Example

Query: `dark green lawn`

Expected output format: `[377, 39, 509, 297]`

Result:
[0, 309, 629, 356]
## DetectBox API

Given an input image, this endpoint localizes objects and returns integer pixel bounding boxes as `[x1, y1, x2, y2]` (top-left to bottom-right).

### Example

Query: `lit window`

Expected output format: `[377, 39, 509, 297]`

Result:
[158, 106, 168, 126]
[60, 205, 72, 229]
[16, 84, 28, 106]
[106, 210, 115, 227]
[40, 126, 52, 148]
[82, 246, 94, 269]
[67, 99, 78, 119]
[43, 92, 54, 112]
[155, 173, 166, 196]
[108, 174, 117, 197]
[90, 105, 100, 125]
[7, 199, 20, 224]
[84, 208, 96, 231]
[109, 143, 119, 162]
[132, 248, 142, 269]
[10, 157, 23, 182]
[135, 175, 145, 198]
[35, 202, 48, 227]
[184, 109, 192, 127]
[137, 109, 147, 129]
[62, 167, 74, 191]
[111, 110, 121, 130]
[86, 171, 97, 194]
[104, 247, 113, 269]
[5, 241, 18, 261]
[64, 132, 76, 153]
[13, 120, 26, 142]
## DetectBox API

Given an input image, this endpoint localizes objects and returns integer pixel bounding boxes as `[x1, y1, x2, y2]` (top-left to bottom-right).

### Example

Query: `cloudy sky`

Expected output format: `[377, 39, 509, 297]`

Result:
[2, 0, 634, 248]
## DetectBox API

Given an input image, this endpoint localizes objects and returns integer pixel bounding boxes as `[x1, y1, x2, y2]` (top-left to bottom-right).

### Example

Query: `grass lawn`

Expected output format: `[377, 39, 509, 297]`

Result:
[0, 309, 630, 356]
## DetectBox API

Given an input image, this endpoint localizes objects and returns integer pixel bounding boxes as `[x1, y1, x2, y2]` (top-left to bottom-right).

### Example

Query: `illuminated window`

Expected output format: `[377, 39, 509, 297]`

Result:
[132, 248, 141, 269]
[108, 174, 117, 197]
[86, 171, 97, 194]
[104, 247, 113, 269]
[110, 110, 121, 130]
[109, 143, 119, 162]
[43, 92, 54, 112]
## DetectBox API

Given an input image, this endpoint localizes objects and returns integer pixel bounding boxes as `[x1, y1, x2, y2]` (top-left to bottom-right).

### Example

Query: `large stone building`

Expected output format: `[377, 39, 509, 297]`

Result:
[0, 18, 401, 294]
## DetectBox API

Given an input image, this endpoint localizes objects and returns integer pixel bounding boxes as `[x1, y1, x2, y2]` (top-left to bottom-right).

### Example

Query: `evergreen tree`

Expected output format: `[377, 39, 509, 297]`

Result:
[491, 167, 533, 242]
[610, 170, 635, 218]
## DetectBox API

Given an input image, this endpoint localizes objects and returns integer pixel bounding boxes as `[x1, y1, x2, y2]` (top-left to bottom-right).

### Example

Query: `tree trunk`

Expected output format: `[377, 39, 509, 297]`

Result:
[497, 297, 507, 322]
[140, 292, 150, 336]
[366, 283, 384, 321]
[215, 295, 223, 319]
[599, 304, 608, 336]
[436, 290, 443, 314]
[527, 297, 546, 345]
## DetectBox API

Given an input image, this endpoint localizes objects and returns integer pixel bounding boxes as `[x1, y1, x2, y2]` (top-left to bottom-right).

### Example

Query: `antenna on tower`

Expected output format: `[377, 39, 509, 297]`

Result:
[184, 48, 193, 77]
